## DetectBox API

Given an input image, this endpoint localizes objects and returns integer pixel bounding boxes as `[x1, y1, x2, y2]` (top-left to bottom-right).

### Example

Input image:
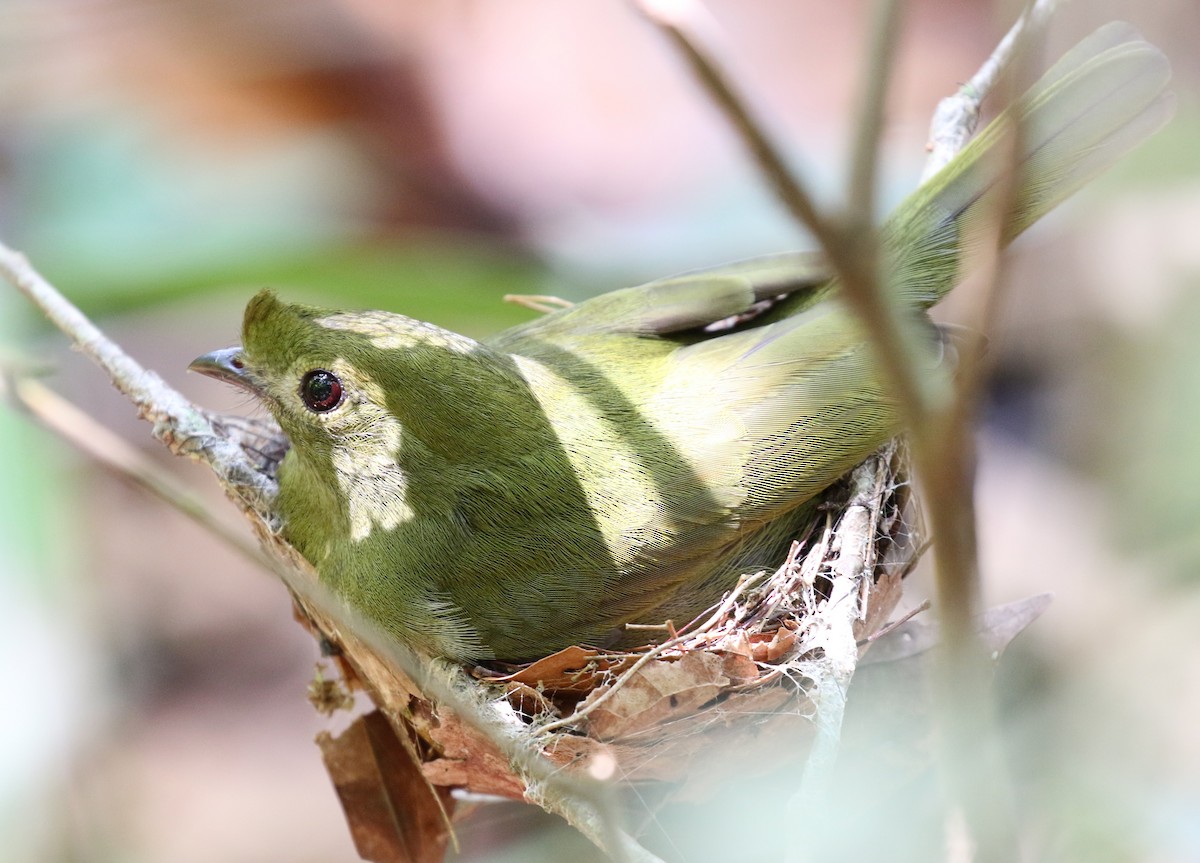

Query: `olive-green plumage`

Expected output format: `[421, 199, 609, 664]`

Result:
[192, 25, 1170, 662]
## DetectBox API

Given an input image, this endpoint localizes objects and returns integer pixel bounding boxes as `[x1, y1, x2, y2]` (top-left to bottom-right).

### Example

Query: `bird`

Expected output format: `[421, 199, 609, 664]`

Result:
[191, 24, 1170, 663]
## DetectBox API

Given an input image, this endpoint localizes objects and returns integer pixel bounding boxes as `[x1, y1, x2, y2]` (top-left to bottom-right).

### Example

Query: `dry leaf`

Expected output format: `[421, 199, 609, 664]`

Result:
[749, 622, 800, 663]
[583, 651, 731, 740]
[713, 646, 760, 684]
[317, 711, 455, 863]
[483, 645, 637, 694]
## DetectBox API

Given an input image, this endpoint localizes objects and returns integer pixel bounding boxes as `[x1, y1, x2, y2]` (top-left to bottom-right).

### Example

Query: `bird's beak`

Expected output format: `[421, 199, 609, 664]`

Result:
[188, 346, 263, 396]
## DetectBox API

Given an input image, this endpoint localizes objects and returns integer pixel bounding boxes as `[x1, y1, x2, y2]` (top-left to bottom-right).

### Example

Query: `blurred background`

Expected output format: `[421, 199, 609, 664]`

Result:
[1, 0, 1199, 860]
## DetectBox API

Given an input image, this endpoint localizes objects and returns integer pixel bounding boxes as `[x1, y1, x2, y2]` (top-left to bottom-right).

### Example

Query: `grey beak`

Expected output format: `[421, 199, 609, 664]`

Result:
[188, 346, 261, 395]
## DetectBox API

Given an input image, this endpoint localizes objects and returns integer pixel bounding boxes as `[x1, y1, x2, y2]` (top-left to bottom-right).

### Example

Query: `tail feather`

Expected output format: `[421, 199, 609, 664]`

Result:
[888, 23, 1172, 307]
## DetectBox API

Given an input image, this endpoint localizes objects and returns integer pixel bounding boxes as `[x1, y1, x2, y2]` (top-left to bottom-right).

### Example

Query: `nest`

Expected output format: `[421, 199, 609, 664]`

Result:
[217, 415, 921, 858]
[469, 441, 917, 785]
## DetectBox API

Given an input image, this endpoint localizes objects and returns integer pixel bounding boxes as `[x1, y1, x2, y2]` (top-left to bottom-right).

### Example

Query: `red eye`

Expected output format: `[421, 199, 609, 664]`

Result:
[300, 369, 343, 412]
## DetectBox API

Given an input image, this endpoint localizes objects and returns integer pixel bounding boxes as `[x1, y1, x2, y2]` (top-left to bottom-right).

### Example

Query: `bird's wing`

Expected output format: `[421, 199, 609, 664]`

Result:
[489, 251, 830, 352]
[646, 296, 905, 522]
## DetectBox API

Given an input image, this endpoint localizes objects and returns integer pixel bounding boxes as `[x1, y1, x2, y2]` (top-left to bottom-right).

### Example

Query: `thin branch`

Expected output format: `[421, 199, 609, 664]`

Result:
[918, 38, 1031, 863]
[630, 0, 837, 247]
[0, 371, 278, 573]
[914, 4, 1060, 859]
[847, 0, 904, 227]
[0, 242, 277, 515]
[629, 8, 941, 814]
[859, 598, 932, 646]
[922, 0, 1061, 179]
[530, 790, 665, 863]
[788, 458, 888, 826]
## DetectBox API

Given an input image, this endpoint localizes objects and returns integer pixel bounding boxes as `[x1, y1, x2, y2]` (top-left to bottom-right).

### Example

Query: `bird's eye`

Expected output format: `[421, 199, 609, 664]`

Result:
[300, 369, 343, 412]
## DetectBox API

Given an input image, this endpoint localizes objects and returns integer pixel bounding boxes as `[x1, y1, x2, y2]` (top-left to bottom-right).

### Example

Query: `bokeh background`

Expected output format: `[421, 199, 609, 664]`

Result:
[2, 1, 1199, 861]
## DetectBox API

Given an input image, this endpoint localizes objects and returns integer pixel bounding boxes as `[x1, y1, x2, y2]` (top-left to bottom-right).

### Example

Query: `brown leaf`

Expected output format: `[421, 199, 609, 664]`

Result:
[480, 644, 637, 694]
[749, 623, 799, 663]
[713, 646, 760, 685]
[549, 685, 814, 791]
[716, 629, 753, 659]
[584, 651, 731, 740]
[502, 680, 557, 719]
[317, 711, 455, 863]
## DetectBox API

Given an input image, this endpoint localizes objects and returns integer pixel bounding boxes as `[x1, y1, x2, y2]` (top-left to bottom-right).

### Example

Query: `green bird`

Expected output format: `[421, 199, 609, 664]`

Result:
[191, 25, 1170, 663]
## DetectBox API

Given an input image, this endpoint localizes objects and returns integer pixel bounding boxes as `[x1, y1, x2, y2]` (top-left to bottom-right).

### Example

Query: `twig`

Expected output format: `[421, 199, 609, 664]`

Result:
[630, 0, 935, 423]
[631, 0, 840, 257]
[527, 787, 665, 863]
[847, 0, 904, 227]
[859, 599, 932, 646]
[0, 242, 276, 516]
[919, 112, 1025, 863]
[915, 4, 1058, 859]
[0, 371, 278, 574]
[420, 653, 675, 863]
[922, 0, 1061, 179]
[409, 660, 659, 863]
[632, 0, 924, 768]
[914, 7, 1050, 859]
[786, 454, 889, 855]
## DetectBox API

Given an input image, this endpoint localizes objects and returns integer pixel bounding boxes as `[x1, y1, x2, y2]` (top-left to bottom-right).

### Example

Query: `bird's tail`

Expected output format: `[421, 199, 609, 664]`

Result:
[888, 22, 1173, 307]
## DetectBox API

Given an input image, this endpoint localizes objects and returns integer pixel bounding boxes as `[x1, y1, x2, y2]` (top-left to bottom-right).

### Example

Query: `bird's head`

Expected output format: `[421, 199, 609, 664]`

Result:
[189, 290, 489, 463]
